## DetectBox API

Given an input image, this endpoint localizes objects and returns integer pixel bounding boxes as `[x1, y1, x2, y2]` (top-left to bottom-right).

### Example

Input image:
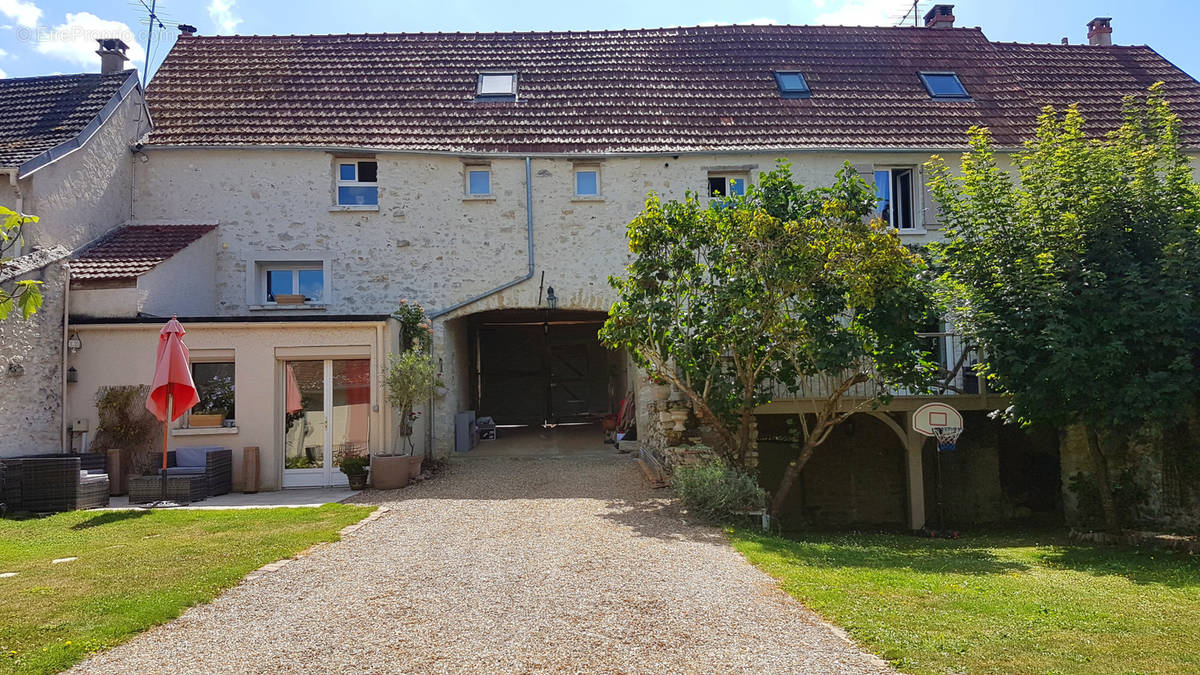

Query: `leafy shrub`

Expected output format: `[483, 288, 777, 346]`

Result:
[671, 461, 766, 523]
[340, 455, 370, 477]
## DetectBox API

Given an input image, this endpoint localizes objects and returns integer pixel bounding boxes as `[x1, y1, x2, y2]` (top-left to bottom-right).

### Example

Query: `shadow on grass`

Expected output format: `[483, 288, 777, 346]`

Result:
[70, 510, 151, 530]
[1039, 545, 1200, 588]
[738, 530, 1032, 575]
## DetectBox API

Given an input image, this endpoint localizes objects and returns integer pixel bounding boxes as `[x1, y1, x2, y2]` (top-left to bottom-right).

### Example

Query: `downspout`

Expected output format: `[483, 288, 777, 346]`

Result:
[60, 264, 71, 452]
[428, 156, 535, 319]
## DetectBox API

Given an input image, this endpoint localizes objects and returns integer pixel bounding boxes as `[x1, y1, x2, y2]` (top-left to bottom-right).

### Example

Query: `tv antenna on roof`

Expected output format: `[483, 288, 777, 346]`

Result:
[130, 0, 181, 86]
[893, 1, 931, 27]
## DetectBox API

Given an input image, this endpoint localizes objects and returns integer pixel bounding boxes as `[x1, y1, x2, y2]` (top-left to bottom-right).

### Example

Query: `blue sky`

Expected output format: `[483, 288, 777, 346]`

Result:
[1, 0, 1197, 82]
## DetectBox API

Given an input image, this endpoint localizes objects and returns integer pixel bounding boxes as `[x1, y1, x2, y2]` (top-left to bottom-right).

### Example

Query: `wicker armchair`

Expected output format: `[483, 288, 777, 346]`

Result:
[165, 447, 233, 497]
[0, 457, 110, 513]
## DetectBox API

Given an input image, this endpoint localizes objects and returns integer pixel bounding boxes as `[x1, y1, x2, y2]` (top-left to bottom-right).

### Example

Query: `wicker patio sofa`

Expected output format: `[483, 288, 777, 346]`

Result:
[0, 456, 110, 513]
[165, 447, 233, 497]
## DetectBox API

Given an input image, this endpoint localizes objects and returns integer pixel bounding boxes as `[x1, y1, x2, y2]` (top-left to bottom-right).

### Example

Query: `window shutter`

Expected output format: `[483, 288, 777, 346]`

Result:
[851, 163, 875, 185]
[920, 165, 940, 227]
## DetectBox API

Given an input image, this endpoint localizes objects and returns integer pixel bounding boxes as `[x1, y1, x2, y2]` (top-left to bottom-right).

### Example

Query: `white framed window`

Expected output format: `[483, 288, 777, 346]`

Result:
[707, 173, 748, 199]
[574, 166, 600, 197]
[875, 167, 916, 230]
[260, 262, 326, 304]
[190, 361, 236, 426]
[465, 165, 492, 196]
[335, 158, 378, 206]
[476, 72, 517, 99]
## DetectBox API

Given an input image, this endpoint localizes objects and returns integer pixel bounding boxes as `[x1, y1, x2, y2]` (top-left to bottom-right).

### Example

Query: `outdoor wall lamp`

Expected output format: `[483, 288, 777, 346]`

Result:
[67, 332, 82, 353]
[546, 286, 557, 309]
[66, 366, 78, 383]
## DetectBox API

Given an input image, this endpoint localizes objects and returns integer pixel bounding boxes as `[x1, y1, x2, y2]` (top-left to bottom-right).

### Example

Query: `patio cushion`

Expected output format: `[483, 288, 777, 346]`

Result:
[175, 447, 210, 468]
[79, 473, 108, 485]
[164, 466, 203, 476]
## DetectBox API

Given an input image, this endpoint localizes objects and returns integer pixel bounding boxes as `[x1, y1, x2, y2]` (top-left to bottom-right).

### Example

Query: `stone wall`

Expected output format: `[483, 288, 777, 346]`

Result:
[0, 260, 67, 456]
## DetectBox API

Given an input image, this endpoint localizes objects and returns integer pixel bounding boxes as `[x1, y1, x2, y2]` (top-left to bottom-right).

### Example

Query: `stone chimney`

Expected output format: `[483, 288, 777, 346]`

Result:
[1087, 17, 1113, 46]
[95, 38, 129, 74]
[178, 24, 197, 37]
[924, 4, 955, 29]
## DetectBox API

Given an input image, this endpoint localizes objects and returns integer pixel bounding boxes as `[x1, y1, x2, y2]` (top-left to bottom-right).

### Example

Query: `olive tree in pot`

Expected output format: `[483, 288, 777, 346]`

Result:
[374, 301, 437, 489]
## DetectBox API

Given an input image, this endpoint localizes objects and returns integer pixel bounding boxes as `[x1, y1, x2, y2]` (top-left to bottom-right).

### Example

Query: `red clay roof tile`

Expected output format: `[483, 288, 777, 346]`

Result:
[71, 225, 216, 280]
[144, 26, 1200, 153]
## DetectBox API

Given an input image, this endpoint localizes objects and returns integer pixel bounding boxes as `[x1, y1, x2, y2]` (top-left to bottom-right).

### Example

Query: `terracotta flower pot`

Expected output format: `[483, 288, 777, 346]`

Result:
[370, 454, 410, 489]
[189, 414, 225, 428]
[407, 455, 423, 479]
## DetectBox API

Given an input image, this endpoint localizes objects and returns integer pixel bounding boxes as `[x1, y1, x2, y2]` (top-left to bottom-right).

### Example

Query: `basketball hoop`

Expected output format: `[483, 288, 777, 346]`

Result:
[932, 426, 962, 452]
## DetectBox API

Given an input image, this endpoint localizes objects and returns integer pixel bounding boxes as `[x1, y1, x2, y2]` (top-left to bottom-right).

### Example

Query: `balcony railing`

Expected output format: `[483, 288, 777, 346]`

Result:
[767, 332, 985, 401]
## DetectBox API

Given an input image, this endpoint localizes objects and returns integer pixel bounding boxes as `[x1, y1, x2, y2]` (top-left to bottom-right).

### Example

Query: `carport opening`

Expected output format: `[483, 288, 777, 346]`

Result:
[465, 309, 626, 451]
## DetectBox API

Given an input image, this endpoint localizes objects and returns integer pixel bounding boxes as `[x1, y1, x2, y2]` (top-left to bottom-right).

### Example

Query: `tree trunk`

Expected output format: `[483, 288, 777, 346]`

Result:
[769, 435, 819, 517]
[1085, 427, 1122, 535]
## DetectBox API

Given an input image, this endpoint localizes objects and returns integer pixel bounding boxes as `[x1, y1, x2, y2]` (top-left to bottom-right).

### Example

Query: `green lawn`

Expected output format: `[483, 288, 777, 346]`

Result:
[0, 505, 373, 674]
[731, 530, 1200, 674]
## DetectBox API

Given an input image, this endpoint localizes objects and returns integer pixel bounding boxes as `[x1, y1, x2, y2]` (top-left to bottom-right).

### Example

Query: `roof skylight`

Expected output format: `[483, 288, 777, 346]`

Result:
[477, 72, 517, 100]
[919, 72, 969, 99]
[774, 71, 811, 98]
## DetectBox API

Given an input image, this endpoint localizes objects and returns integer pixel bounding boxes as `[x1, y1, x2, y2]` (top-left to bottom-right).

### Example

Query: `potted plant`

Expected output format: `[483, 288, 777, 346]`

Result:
[374, 300, 437, 489]
[340, 455, 369, 490]
[190, 371, 234, 427]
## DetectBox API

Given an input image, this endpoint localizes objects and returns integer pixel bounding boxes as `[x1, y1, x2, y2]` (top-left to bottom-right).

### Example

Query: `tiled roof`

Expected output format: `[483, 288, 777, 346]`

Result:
[0, 70, 135, 167]
[71, 225, 216, 280]
[145, 25, 1200, 153]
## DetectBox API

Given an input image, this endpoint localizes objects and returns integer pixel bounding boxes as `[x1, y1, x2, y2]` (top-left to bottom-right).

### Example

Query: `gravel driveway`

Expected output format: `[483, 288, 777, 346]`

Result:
[73, 452, 891, 674]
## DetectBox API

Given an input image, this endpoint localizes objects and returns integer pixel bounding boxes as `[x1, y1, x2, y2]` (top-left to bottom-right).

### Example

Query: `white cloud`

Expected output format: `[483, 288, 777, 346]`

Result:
[0, 0, 41, 29]
[207, 0, 242, 34]
[0, 67, 6, 78]
[0, 48, 8, 58]
[34, 12, 145, 71]
[813, 0, 903, 27]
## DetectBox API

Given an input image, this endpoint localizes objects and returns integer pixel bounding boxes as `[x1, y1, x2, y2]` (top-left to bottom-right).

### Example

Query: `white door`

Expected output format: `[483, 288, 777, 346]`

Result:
[282, 359, 371, 488]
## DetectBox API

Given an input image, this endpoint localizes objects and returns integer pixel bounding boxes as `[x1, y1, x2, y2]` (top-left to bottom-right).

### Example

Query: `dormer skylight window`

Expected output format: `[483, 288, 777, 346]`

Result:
[477, 72, 517, 100]
[774, 71, 811, 98]
[919, 72, 969, 99]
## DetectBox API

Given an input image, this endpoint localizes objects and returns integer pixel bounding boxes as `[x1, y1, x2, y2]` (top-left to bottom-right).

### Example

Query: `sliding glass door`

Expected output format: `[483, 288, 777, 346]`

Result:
[283, 359, 371, 487]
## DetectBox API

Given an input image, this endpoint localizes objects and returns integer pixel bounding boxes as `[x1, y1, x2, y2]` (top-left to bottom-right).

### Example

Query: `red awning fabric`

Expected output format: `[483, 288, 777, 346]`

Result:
[145, 316, 199, 422]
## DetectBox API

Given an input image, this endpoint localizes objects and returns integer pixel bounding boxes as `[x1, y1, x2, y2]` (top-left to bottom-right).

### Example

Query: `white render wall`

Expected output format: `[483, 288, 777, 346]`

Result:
[20, 89, 150, 252]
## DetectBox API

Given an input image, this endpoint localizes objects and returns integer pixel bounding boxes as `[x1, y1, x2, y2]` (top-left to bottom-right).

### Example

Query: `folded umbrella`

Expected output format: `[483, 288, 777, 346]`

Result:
[145, 316, 199, 502]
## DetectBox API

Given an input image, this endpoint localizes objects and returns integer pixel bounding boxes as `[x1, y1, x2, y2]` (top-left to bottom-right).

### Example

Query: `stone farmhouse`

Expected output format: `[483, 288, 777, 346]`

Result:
[5, 7, 1200, 528]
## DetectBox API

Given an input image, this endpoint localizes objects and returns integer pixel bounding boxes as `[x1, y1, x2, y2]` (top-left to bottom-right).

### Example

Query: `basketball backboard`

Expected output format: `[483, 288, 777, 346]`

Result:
[912, 402, 964, 437]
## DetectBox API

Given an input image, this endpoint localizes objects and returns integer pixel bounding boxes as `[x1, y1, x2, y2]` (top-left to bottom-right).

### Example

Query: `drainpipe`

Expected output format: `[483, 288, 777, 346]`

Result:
[60, 264, 71, 452]
[428, 156, 535, 319]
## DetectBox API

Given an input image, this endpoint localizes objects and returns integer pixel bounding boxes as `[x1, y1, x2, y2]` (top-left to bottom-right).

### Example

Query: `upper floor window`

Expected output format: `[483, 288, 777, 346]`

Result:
[708, 173, 747, 199]
[875, 168, 915, 230]
[263, 262, 325, 304]
[575, 166, 600, 197]
[919, 72, 969, 99]
[477, 72, 517, 100]
[466, 165, 492, 196]
[336, 159, 378, 206]
[774, 71, 811, 98]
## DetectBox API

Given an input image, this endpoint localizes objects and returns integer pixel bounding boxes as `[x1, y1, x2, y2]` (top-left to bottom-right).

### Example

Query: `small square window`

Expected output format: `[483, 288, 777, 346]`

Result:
[335, 159, 378, 206]
[191, 361, 235, 424]
[477, 72, 517, 99]
[875, 168, 915, 229]
[575, 168, 599, 196]
[263, 264, 324, 303]
[467, 168, 491, 196]
[919, 72, 969, 99]
[708, 174, 747, 198]
[774, 71, 811, 98]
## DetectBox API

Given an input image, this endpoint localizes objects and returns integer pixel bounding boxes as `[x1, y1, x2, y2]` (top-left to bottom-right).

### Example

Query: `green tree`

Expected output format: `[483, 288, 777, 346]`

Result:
[0, 206, 42, 319]
[927, 85, 1200, 534]
[601, 162, 934, 516]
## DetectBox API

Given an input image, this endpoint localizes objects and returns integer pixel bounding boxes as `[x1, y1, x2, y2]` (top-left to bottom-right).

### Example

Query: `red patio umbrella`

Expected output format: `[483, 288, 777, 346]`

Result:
[146, 316, 199, 498]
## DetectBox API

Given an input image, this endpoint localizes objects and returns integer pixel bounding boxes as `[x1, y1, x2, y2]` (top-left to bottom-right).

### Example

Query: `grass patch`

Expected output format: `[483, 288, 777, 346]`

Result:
[0, 504, 372, 674]
[731, 529, 1200, 674]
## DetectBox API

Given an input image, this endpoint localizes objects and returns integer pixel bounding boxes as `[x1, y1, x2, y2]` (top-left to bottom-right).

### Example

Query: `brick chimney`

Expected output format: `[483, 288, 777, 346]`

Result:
[95, 38, 129, 74]
[178, 24, 197, 37]
[1087, 17, 1112, 46]
[924, 4, 955, 29]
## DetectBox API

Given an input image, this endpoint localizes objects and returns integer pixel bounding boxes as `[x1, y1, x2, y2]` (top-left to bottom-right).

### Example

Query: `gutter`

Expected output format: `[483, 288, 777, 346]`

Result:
[139, 143, 1001, 158]
[428, 156, 536, 319]
[18, 71, 148, 179]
